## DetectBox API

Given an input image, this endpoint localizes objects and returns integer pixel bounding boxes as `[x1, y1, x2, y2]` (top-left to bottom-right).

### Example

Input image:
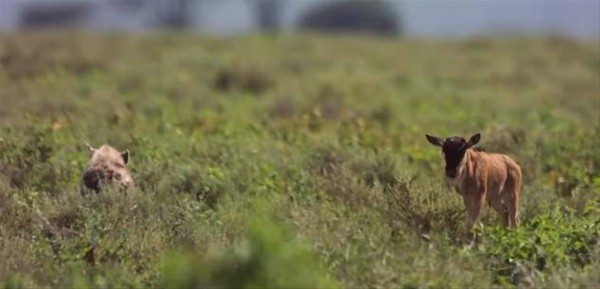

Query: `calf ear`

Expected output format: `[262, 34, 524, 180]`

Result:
[467, 133, 481, 147]
[425, 134, 444, 147]
[121, 150, 129, 164]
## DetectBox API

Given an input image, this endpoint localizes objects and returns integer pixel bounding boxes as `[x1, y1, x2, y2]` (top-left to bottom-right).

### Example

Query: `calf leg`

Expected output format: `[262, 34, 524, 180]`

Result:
[464, 193, 485, 233]
[505, 195, 519, 228]
[490, 199, 509, 227]
[503, 177, 521, 228]
[488, 194, 509, 228]
[498, 192, 519, 227]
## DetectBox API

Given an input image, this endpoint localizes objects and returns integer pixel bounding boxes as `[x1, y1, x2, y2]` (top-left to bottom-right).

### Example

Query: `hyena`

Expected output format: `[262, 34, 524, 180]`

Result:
[81, 144, 134, 194]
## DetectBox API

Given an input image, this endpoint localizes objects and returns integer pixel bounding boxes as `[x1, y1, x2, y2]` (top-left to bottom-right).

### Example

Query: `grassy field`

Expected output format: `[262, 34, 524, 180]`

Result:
[0, 33, 598, 288]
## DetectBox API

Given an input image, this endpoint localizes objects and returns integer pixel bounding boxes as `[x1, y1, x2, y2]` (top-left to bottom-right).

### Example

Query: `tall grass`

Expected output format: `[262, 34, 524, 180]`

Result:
[0, 33, 598, 288]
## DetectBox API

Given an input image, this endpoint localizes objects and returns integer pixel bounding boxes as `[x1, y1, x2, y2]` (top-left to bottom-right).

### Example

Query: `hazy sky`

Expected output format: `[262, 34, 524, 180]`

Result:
[1, 0, 599, 38]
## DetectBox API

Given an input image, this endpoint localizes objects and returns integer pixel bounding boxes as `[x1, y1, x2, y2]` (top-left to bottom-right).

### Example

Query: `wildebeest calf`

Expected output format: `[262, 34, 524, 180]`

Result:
[425, 133, 522, 233]
[81, 144, 134, 194]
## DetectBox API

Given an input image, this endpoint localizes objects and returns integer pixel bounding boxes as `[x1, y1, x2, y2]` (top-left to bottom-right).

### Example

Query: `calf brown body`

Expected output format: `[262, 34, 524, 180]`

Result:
[81, 144, 134, 194]
[426, 133, 522, 232]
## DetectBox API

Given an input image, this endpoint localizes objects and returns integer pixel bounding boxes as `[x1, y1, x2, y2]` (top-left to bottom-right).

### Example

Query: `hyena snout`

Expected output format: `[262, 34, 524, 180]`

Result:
[82, 168, 133, 192]
[82, 169, 101, 192]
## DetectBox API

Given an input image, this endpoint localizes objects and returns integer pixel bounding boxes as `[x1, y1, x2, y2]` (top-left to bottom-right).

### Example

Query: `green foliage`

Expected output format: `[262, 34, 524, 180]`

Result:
[0, 34, 598, 288]
[481, 205, 599, 285]
[159, 201, 337, 289]
[0, 124, 66, 193]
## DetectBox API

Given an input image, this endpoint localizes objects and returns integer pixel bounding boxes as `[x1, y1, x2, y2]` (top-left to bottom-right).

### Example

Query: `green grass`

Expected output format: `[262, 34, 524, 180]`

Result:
[0, 33, 598, 288]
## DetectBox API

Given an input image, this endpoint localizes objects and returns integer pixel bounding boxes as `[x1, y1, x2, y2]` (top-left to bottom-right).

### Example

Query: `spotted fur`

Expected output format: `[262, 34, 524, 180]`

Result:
[81, 144, 134, 194]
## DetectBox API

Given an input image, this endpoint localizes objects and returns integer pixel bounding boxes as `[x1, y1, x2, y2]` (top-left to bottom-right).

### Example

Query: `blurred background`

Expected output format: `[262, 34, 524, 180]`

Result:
[1, 0, 598, 38]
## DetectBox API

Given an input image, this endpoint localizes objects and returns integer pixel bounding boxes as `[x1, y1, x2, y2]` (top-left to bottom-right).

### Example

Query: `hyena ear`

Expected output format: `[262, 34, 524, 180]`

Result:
[85, 142, 95, 152]
[121, 150, 129, 164]
[85, 142, 96, 156]
[425, 134, 444, 147]
[467, 133, 481, 147]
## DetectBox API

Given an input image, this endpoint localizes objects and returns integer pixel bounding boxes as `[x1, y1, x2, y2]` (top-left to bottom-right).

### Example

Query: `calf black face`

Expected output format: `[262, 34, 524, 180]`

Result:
[426, 133, 481, 178]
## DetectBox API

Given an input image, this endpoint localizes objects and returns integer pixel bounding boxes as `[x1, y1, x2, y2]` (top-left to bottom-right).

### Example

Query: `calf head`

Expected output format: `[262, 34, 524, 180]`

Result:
[82, 144, 134, 193]
[425, 133, 480, 178]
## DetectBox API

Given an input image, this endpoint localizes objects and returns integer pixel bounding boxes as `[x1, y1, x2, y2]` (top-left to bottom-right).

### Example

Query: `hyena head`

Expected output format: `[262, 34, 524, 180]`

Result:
[82, 144, 134, 193]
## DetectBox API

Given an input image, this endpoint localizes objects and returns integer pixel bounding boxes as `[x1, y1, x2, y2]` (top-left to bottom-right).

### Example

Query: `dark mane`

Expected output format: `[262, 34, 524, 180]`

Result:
[472, 146, 485, 152]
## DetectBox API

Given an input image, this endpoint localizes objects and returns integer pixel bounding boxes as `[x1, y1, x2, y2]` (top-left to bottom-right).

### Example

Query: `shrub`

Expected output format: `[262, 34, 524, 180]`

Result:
[298, 0, 401, 35]
[0, 124, 68, 194]
[158, 201, 338, 289]
[383, 180, 464, 239]
[213, 62, 273, 95]
[480, 205, 599, 286]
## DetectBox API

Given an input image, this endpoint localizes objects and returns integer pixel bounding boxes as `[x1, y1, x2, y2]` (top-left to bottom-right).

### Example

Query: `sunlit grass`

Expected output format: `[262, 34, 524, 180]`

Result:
[0, 33, 598, 288]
